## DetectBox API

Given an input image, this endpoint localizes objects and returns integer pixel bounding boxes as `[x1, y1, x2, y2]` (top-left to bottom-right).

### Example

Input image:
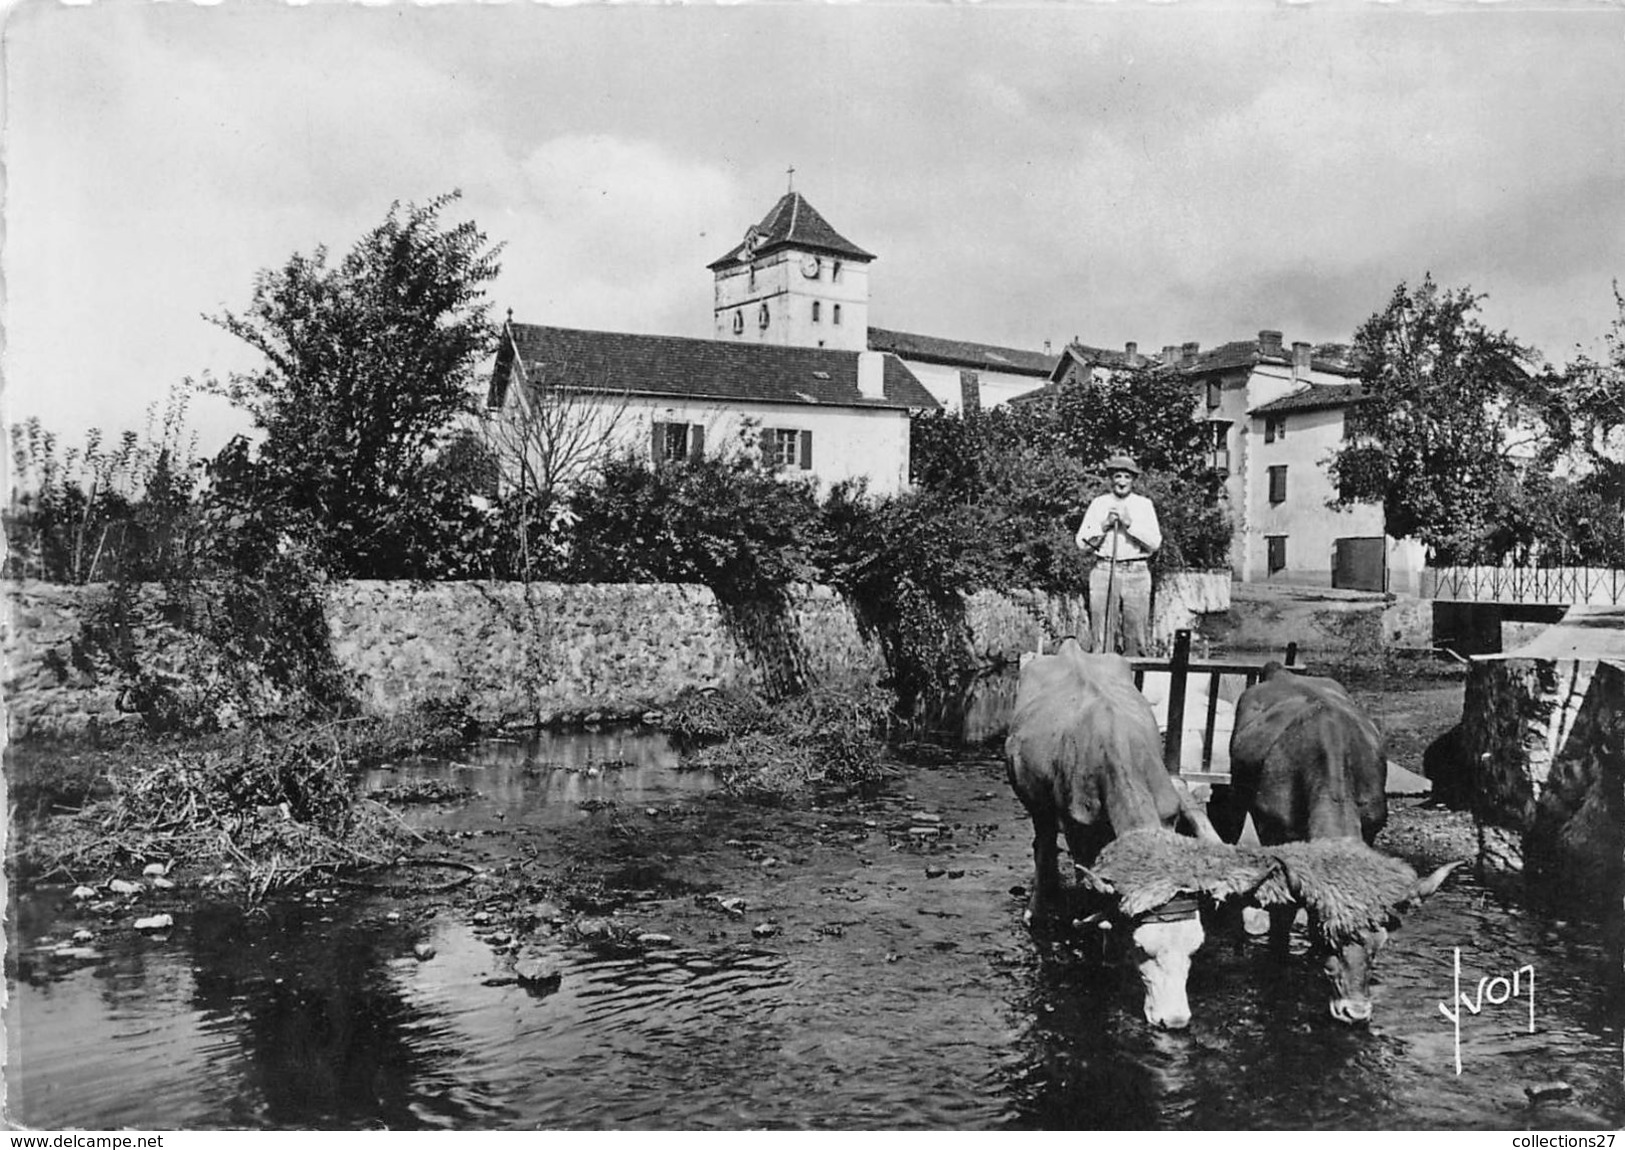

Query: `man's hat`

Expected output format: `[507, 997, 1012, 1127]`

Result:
[1103, 454, 1141, 476]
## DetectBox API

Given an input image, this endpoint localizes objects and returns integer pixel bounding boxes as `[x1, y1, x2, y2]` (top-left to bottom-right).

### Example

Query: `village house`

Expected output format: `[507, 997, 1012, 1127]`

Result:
[1177, 333, 1425, 593]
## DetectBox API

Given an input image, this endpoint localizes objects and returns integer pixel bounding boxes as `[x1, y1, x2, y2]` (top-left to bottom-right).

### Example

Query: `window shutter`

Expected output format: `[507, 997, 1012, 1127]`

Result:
[688, 424, 705, 461]
[800, 429, 813, 470]
[760, 427, 775, 464]
[650, 421, 665, 463]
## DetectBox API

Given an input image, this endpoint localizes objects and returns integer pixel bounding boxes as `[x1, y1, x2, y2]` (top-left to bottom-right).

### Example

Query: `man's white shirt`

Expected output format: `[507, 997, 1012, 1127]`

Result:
[1076, 492, 1163, 562]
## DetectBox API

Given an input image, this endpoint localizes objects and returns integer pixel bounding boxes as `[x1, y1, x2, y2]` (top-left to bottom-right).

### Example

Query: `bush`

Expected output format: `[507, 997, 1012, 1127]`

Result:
[565, 451, 824, 605]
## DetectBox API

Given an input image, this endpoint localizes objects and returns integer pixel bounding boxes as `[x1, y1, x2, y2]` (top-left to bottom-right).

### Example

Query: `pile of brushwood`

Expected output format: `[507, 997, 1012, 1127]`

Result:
[660, 684, 895, 798]
[13, 705, 474, 903]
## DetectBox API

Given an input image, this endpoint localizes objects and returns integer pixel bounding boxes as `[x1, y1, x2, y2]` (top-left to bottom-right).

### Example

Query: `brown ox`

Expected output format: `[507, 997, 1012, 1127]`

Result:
[1226, 663, 1461, 1024]
[1006, 639, 1269, 1029]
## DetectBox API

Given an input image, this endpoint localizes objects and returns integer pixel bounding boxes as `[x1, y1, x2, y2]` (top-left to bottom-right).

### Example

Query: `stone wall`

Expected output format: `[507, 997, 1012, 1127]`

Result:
[8, 578, 1227, 739]
[1460, 656, 1623, 914]
[323, 581, 888, 727]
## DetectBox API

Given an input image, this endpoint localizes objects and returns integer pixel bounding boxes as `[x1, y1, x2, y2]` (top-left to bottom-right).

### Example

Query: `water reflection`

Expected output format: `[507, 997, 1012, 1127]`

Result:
[362, 727, 718, 830]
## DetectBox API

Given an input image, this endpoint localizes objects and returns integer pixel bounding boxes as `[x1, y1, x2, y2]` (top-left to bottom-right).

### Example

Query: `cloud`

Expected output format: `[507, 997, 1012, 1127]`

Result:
[493, 136, 744, 336]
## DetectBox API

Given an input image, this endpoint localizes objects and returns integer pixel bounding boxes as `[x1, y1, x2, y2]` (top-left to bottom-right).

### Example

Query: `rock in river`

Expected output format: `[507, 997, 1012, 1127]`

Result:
[516, 957, 564, 992]
[413, 943, 437, 961]
[133, 914, 173, 932]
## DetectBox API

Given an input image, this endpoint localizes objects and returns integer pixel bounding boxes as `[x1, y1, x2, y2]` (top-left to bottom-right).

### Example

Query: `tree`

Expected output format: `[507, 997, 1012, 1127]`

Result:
[480, 327, 637, 580]
[1560, 284, 1625, 483]
[909, 364, 1231, 589]
[1328, 276, 1545, 564]
[201, 192, 502, 577]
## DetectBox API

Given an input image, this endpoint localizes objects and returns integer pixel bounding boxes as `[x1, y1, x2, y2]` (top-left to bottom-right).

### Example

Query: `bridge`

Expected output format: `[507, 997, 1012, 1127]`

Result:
[1422, 564, 1625, 607]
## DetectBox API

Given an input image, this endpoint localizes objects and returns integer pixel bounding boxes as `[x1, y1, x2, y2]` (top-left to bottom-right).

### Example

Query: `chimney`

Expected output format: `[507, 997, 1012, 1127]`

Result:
[1181, 341, 1200, 366]
[1125, 341, 1138, 365]
[959, 369, 982, 416]
[1162, 345, 1180, 366]
[1259, 329, 1284, 357]
[858, 351, 887, 400]
[1292, 341, 1312, 377]
[1043, 340, 1052, 356]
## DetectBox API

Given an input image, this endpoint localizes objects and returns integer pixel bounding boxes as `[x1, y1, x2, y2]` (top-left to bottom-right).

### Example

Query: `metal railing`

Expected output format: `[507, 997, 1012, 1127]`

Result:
[1424, 564, 1625, 606]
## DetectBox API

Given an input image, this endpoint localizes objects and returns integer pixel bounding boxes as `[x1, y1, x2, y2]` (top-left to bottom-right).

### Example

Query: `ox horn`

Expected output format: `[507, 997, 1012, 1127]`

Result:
[1171, 779, 1223, 844]
[1398, 859, 1466, 910]
[1072, 863, 1115, 895]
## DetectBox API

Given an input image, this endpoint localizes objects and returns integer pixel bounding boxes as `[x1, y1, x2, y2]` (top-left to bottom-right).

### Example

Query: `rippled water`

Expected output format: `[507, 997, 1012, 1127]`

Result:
[7, 726, 1623, 1130]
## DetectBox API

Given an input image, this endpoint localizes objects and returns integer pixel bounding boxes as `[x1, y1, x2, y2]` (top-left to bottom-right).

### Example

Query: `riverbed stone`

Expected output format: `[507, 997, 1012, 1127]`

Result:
[515, 957, 563, 990]
[108, 879, 141, 896]
[133, 914, 173, 932]
[413, 943, 437, 961]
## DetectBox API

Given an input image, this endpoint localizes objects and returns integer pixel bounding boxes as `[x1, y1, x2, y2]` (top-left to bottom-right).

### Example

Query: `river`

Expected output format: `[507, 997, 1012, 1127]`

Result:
[5, 690, 1623, 1129]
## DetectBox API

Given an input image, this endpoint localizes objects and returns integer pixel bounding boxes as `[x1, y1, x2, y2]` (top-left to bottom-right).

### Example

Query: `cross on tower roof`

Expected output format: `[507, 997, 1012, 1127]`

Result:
[787, 164, 795, 193]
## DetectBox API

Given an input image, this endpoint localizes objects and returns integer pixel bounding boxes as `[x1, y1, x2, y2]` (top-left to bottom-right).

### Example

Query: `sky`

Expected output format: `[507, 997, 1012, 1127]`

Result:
[4, 0, 1624, 462]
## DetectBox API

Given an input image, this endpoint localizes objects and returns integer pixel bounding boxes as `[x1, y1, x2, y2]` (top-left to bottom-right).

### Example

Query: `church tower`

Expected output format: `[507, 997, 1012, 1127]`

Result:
[708, 183, 874, 352]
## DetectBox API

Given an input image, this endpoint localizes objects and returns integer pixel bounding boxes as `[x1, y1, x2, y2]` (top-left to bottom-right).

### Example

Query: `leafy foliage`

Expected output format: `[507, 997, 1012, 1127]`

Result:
[201, 192, 502, 578]
[1327, 277, 1545, 563]
[819, 483, 989, 712]
[910, 364, 1232, 586]
[4, 390, 204, 583]
[565, 450, 824, 605]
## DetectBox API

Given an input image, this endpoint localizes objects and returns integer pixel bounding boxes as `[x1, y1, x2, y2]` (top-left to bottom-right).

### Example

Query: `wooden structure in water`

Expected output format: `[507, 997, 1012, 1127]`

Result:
[1128, 628, 1299, 787]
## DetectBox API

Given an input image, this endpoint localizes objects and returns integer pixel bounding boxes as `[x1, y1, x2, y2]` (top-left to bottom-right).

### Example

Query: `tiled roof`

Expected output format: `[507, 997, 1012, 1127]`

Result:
[1185, 340, 1359, 378]
[708, 193, 875, 269]
[866, 327, 1058, 376]
[493, 324, 939, 412]
[1250, 382, 1370, 415]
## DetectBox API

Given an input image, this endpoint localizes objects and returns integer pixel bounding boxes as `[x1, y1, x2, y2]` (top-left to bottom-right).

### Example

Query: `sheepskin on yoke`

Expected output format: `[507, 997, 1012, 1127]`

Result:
[1074, 827, 1282, 918]
[1248, 839, 1422, 944]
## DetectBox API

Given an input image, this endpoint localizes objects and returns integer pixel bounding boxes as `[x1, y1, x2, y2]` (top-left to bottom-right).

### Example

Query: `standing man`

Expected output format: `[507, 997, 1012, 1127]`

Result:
[1076, 455, 1163, 656]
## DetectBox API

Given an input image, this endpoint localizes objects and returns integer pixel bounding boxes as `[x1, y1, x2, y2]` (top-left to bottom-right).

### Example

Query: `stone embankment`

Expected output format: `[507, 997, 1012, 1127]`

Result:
[3, 575, 1231, 739]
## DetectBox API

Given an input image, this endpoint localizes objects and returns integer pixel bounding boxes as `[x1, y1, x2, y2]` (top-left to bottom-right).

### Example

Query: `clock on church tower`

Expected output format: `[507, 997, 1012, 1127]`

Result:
[707, 183, 875, 352]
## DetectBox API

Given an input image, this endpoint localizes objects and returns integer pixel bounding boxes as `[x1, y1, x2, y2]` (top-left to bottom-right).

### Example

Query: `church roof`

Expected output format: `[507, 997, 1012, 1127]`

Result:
[708, 192, 875, 269]
[490, 323, 939, 412]
[866, 327, 1058, 376]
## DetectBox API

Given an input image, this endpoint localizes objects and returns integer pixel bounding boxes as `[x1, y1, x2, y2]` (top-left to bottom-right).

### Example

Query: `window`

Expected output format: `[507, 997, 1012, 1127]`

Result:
[732, 311, 744, 335]
[1267, 535, 1287, 575]
[1264, 414, 1287, 443]
[758, 302, 770, 330]
[832, 260, 842, 282]
[760, 427, 813, 470]
[1207, 420, 1232, 473]
[1206, 379, 1222, 410]
[812, 301, 821, 323]
[651, 421, 704, 464]
[832, 304, 842, 325]
[1268, 464, 1288, 504]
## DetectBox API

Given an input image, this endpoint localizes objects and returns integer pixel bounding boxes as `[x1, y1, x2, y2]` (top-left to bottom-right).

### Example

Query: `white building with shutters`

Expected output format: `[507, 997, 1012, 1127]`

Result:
[486, 322, 938, 498]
